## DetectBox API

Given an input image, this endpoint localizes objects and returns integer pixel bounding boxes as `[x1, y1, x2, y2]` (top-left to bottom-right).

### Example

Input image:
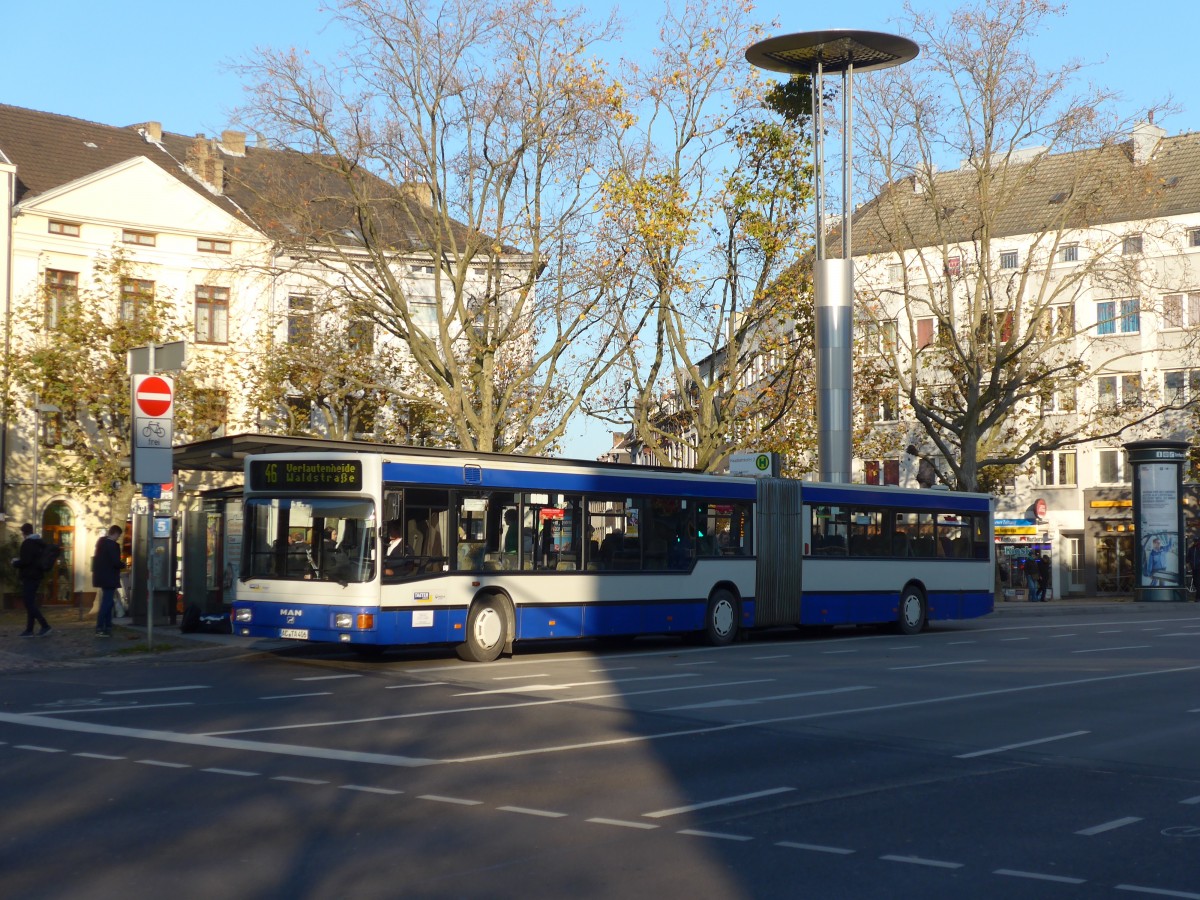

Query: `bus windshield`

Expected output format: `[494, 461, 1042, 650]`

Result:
[243, 497, 376, 584]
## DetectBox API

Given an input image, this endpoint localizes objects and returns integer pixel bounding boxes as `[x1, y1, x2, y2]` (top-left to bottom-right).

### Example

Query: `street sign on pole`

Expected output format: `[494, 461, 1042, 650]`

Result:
[128, 340, 186, 376]
[131, 374, 174, 484]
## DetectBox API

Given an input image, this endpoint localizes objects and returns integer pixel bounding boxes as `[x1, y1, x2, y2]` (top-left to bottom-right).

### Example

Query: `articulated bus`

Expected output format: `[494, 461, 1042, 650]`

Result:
[231, 449, 994, 661]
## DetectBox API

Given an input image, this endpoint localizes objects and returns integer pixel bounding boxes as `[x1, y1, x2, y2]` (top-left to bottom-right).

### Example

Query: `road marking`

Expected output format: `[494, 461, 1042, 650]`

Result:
[418, 795, 482, 806]
[947, 641, 977, 645]
[676, 660, 717, 666]
[75, 752, 124, 760]
[341, 785, 401, 795]
[777, 841, 854, 855]
[751, 654, 791, 660]
[1050, 634, 1077, 638]
[889, 659, 985, 671]
[0, 712, 438, 767]
[492, 674, 548, 681]
[643, 787, 794, 819]
[261, 692, 332, 700]
[880, 854, 963, 869]
[102, 685, 209, 695]
[138, 759, 190, 768]
[1073, 645, 1152, 654]
[35, 703, 195, 716]
[822, 649, 857, 655]
[1099, 629, 1123, 634]
[956, 730, 1089, 759]
[455, 674, 700, 696]
[660, 685, 873, 711]
[202, 768, 258, 777]
[587, 818, 658, 830]
[296, 674, 362, 682]
[1000, 637, 1030, 642]
[272, 776, 328, 785]
[15, 744, 62, 753]
[679, 829, 753, 841]
[497, 806, 567, 818]
[1114, 885, 1200, 899]
[385, 682, 447, 690]
[994, 869, 1086, 884]
[1076, 816, 1142, 836]
[1181, 795, 1200, 805]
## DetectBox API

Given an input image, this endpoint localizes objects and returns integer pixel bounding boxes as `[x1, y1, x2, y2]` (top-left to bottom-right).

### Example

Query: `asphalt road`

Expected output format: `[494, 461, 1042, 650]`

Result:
[2, 604, 1199, 899]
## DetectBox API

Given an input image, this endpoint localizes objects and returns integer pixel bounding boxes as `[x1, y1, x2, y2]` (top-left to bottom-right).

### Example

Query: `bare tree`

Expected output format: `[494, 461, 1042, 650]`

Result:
[850, 0, 1193, 492]
[231, 0, 629, 454]
[594, 0, 815, 472]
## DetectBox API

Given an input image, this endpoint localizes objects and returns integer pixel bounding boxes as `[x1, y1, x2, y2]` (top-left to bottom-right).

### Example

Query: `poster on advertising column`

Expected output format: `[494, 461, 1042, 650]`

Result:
[1138, 463, 1179, 588]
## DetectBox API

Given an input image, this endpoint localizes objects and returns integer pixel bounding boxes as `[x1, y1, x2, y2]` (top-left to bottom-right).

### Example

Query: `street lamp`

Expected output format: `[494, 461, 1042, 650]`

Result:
[746, 30, 918, 482]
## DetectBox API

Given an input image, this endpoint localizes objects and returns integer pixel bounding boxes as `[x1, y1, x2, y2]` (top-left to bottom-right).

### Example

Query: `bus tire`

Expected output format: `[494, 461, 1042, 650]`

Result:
[896, 584, 926, 635]
[457, 597, 509, 662]
[704, 588, 739, 646]
[352, 645, 386, 660]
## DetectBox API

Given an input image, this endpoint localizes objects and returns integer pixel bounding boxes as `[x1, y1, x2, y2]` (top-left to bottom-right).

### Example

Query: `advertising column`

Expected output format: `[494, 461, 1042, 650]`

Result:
[1125, 440, 1190, 603]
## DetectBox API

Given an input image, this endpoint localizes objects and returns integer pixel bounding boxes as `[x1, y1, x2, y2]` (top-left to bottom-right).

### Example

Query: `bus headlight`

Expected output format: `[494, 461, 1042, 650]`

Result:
[234, 608, 253, 623]
[335, 613, 353, 629]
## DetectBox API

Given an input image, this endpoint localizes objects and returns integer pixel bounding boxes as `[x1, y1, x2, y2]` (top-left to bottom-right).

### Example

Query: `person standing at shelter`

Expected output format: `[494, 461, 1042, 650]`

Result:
[13, 522, 51, 636]
[91, 525, 125, 637]
[1036, 549, 1051, 602]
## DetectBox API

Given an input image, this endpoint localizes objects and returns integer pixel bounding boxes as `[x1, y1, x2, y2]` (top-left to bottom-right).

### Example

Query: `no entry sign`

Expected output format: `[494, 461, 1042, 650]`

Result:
[131, 373, 175, 484]
[135, 375, 173, 417]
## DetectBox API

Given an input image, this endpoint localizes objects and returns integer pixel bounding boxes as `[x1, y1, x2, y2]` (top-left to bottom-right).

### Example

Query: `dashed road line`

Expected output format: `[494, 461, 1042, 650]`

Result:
[678, 829, 753, 841]
[889, 659, 985, 671]
[15, 744, 63, 753]
[1073, 645, 1152, 654]
[1180, 795, 1200, 805]
[296, 674, 362, 682]
[261, 692, 332, 700]
[1076, 816, 1142, 836]
[75, 752, 124, 760]
[881, 854, 963, 869]
[418, 795, 482, 806]
[102, 685, 210, 695]
[201, 767, 258, 777]
[660, 685, 872, 712]
[956, 730, 1089, 759]
[385, 682, 448, 690]
[137, 759, 189, 768]
[643, 787, 795, 818]
[491, 674, 549, 681]
[497, 806, 567, 818]
[272, 776, 328, 785]
[587, 817, 658, 830]
[36, 702, 195, 716]
[776, 841, 854, 855]
[1114, 885, 1200, 899]
[341, 785, 401, 795]
[994, 868, 1086, 884]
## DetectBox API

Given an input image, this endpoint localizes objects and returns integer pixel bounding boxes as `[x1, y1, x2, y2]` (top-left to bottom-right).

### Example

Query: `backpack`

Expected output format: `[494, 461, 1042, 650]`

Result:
[40, 540, 62, 574]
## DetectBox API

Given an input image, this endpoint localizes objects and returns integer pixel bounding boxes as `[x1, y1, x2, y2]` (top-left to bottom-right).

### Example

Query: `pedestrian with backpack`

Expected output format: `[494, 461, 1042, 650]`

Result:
[92, 525, 125, 637]
[12, 522, 51, 637]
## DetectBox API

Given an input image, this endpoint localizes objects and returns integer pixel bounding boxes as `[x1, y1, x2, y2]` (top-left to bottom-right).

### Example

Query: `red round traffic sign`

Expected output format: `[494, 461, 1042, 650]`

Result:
[135, 376, 173, 417]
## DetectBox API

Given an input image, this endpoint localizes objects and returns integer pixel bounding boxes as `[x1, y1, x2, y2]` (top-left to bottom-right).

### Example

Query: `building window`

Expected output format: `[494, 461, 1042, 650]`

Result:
[409, 289, 439, 330]
[44, 269, 78, 328]
[48, 220, 80, 237]
[865, 319, 897, 353]
[864, 385, 900, 423]
[197, 238, 232, 254]
[1097, 373, 1141, 409]
[120, 278, 154, 321]
[1189, 228, 1200, 248]
[945, 256, 962, 278]
[1040, 381, 1077, 413]
[1056, 243, 1078, 263]
[122, 229, 156, 247]
[916, 317, 935, 350]
[410, 264, 434, 274]
[888, 263, 904, 282]
[999, 250, 1018, 269]
[348, 318, 374, 353]
[1037, 304, 1075, 339]
[1097, 298, 1139, 335]
[1162, 292, 1200, 328]
[1037, 451, 1077, 486]
[1164, 369, 1200, 404]
[1122, 234, 1143, 255]
[1098, 448, 1131, 485]
[864, 459, 900, 486]
[194, 285, 229, 343]
[287, 295, 313, 344]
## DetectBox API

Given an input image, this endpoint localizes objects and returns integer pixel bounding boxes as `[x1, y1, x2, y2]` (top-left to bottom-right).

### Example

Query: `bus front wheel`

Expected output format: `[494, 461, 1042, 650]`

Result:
[896, 585, 926, 635]
[704, 589, 739, 646]
[457, 597, 509, 662]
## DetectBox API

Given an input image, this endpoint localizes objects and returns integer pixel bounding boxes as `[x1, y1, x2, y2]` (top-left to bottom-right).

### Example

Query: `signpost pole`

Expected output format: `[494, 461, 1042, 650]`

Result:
[146, 343, 155, 651]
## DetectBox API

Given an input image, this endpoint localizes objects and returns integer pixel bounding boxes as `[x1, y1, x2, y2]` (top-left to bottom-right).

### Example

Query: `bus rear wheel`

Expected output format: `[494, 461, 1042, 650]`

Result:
[457, 597, 509, 662]
[704, 589, 739, 646]
[895, 585, 926, 635]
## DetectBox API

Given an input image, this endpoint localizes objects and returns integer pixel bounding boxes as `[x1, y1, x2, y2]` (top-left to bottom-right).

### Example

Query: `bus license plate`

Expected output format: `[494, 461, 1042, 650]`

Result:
[280, 628, 309, 640]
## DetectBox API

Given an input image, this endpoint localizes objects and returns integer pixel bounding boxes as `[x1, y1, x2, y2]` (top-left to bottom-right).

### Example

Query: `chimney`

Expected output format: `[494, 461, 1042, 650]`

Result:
[1130, 120, 1166, 165]
[220, 130, 246, 156]
[400, 181, 434, 207]
[136, 121, 162, 143]
[185, 134, 225, 194]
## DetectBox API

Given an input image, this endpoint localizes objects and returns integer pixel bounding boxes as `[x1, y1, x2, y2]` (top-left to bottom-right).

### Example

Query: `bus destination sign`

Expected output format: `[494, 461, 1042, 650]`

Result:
[249, 459, 364, 492]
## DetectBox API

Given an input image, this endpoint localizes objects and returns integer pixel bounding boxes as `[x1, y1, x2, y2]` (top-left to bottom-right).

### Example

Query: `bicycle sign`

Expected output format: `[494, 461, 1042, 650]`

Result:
[135, 417, 173, 448]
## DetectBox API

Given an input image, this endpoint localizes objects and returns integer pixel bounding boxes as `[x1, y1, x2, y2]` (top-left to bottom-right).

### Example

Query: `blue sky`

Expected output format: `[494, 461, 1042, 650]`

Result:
[3, 0, 1196, 458]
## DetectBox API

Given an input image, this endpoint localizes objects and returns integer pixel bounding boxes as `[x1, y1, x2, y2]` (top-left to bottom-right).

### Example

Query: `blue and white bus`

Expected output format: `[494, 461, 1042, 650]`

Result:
[231, 449, 993, 661]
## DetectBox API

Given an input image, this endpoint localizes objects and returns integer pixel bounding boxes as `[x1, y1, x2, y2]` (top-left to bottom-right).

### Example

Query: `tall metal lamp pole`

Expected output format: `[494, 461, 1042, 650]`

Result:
[746, 30, 918, 482]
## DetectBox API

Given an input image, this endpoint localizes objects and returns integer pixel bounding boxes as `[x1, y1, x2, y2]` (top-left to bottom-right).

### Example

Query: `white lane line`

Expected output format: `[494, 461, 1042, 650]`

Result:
[35, 703, 195, 716]
[1160, 633, 1200, 638]
[880, 854, 963, 869]
[272, 776, 328, 785]
[102, 685, 209, 696]
[296, 674, 362, 682]
[587, 818, 658, 830]
[1000, 637, 1030, 642]
[678, 829, 753, 841]
[0, 712, 438, 768]
[676, 660, 717, 666]
[75, 752, 124, 760]
[15, 744, 62, 753]
[1098, 630, 1123, 634]
[492, 674, 549, 681]
[947, 641, 977, 645]
[1143, 628, 1166, 631]
[137, 759, 190, 769]
[1115, 885, 1200, 899]
[1050, 634, 1077, 638]
[994, 869, 1086, 884]
[456, 673, 701, 696]
[822, 649, 858, 655]
[956, 730, 1089, 759]
[341, 785, 402, 795]
[661, 685, 872, 712]
[202, 768, 258, 777]
[261, 692, 332, 700]
[777, 841, 854, 855]
[385, 682, 447, 690]
[204, 679, 776, 736]
[497, 806, 567, 818]
[591, 667, 638, 673]
[1073, 645, 1152, 654]
[643, 787, 795, 819]
[418, 795, 483, 806]
[1181, 795, 1200, 805]
[889, 659, 985, 671]
[1076, 816, 1142, 835]
[751, 654, 791, 660]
